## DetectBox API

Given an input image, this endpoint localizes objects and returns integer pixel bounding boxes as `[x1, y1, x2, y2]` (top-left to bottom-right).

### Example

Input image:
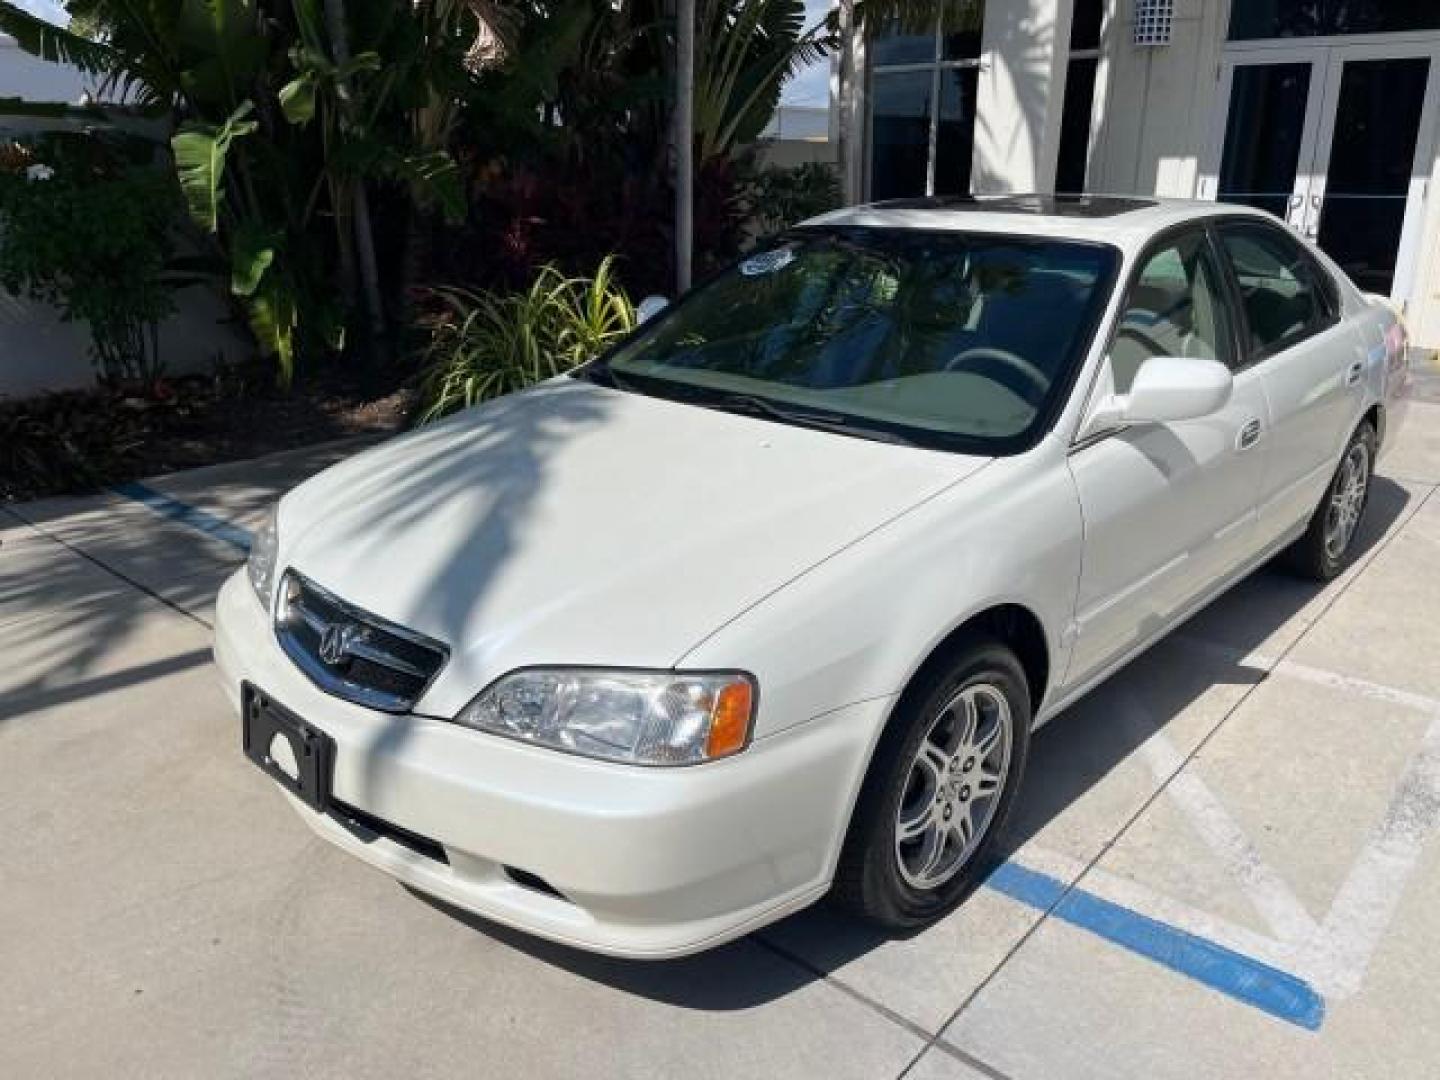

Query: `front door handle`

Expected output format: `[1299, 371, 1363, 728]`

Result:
[1344, 360, 1364, 387]
[1237, 417, 1262, 451]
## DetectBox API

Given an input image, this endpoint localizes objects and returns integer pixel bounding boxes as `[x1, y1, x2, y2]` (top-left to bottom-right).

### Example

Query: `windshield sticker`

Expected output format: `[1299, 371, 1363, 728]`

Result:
[740, 247, 797, 276]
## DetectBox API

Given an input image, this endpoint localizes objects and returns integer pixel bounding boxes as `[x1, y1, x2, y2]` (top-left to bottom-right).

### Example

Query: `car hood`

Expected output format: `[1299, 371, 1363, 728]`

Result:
[280, 378, 990, 716]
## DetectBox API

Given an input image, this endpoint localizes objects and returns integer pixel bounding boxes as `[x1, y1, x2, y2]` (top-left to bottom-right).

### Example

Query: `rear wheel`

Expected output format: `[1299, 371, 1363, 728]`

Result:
[834, 638, 1030, 929]
[1283, 422, 1375, 581]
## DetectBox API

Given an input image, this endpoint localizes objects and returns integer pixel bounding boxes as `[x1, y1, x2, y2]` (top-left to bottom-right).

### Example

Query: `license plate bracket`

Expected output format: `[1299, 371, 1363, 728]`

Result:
[242, 683, 333, 812]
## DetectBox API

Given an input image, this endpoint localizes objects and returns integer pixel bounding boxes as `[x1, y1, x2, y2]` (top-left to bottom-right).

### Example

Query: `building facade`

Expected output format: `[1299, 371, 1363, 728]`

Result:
[839, 0, 1440, 347]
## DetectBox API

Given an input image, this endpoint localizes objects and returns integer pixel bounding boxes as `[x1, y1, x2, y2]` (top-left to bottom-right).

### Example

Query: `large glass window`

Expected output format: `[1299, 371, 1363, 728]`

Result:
[599, 230, 1119, 452]
[867, 7, 985, 199]
[1229, 1, 1440, 40]
[1071, 0, 1104, 50]
[870, 71, 934, 200]
[1055, 0, 1103, 194]
[935, 67, 979, 197]
[1055, 58, 1097, 193]
[1216, 63, 1311, 219]
[1316, 57, 1430, 294]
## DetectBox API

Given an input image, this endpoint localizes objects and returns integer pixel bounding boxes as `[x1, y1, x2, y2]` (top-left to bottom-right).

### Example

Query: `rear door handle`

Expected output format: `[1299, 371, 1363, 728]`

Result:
[1237, 418, 1262, 450]
[1345, 360, 1364, 387]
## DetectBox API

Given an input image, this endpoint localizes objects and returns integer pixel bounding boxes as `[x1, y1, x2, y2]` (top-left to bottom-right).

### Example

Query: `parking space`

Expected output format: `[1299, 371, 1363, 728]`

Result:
[3, 404, 1440, 1078]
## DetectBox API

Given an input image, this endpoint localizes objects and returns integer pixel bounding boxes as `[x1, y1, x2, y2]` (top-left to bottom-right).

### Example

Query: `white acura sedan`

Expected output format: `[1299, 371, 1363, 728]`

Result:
[216, 196, 1411, 958]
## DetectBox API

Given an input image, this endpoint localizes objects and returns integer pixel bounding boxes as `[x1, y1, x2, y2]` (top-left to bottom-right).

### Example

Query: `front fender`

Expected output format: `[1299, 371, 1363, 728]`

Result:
[677, 443, 1083, 741]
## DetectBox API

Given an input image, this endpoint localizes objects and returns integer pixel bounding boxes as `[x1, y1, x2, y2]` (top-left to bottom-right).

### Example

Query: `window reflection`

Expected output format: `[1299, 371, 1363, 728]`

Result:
[867, 7, 984, 199]
[871, 71, 934, 200]
[1229, 0, 1440, 40]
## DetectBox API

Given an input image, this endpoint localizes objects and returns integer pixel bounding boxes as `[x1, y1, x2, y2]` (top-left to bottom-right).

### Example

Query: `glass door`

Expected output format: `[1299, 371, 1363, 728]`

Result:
[1203, 50, 1329, 228]
[1306, 42, 1439, 297]
[1203, 41, 1440, 301]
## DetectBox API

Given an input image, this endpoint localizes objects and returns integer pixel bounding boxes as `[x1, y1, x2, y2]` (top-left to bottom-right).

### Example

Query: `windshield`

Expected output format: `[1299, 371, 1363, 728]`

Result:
[594, 228, 1120, 453]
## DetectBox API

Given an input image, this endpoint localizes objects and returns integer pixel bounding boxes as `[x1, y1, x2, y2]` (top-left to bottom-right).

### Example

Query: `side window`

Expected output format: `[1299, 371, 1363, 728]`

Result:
[1109, 230, 1235, 394]
[1217, 222, 1335, 359]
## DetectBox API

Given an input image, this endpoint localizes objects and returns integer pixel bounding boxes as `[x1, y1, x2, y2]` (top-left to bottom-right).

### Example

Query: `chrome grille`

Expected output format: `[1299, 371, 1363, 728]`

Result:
[274, 571, 448, 713]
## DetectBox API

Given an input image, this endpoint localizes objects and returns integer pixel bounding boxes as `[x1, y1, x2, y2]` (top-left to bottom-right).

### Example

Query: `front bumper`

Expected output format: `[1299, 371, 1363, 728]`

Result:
[213, 571, 886, 958]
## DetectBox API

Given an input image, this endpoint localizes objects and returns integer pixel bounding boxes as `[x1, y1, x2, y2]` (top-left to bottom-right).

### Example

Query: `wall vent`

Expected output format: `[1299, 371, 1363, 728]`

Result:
[1133, 0, 1174, 46]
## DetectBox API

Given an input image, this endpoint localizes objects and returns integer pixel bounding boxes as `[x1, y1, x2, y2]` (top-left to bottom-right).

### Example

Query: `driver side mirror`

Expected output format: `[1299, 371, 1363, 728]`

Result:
[636, 295, 669, 324]
[1084, 355, 1234, 437]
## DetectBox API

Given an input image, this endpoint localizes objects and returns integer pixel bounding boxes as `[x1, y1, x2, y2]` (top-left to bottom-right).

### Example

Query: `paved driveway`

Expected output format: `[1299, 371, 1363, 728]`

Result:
[5, 400, 1440, 1079]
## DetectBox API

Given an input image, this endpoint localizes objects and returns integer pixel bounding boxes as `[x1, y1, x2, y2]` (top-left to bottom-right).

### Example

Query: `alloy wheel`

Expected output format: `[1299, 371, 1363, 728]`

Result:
[894, 682, 1013, 890]
[1323, 441, 1370, 562]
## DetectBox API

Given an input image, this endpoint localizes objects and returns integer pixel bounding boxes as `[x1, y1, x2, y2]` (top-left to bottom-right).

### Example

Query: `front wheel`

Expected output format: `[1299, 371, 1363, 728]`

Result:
[1283, 422, 1376, 581]
[834, 638, 1031, 930]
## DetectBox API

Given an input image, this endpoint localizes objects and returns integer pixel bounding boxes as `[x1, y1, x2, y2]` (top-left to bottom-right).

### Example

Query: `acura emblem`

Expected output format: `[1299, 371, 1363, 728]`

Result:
[318, 622, 363, 665]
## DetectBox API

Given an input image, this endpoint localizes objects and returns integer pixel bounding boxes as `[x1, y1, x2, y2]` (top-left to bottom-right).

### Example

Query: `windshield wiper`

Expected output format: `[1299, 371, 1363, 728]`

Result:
[705, 393, 916, 446]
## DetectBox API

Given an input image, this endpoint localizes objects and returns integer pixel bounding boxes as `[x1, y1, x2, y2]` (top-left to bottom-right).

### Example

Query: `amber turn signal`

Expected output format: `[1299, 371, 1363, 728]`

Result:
[706, 679, 756, 759]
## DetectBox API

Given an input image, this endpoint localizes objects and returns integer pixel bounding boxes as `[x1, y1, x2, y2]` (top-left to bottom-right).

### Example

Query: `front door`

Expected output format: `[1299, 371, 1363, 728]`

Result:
[1203, 40, 1440, 304]
[1065, 227, 1270, 687]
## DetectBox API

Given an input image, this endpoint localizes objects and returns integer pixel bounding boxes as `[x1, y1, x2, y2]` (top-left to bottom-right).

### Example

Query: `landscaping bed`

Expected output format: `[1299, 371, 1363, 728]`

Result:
[1, 368, 414, 503]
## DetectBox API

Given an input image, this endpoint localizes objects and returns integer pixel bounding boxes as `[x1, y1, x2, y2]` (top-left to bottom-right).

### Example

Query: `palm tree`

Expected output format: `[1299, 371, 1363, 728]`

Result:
[0, 0, 471, 382]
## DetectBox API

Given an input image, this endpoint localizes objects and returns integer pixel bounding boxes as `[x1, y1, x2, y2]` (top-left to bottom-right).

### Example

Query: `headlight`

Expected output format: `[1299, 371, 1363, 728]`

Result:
[454, 668, 756, 765]
[246, 505, 280, 608]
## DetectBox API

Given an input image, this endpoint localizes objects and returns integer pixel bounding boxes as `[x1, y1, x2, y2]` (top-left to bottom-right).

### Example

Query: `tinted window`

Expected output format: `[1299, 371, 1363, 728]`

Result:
[1217, 223, 1333, 357]
[870, 19, 935, 65]
[1315, 57, 1430, 294]
[1110, 231, 1235, 393]
[1217, 63, 1312, 219]
[870, 71, 933, 200]
[934, 67, 978, 196]
[1229, 1, 1440, 40]
[1070, 0, 1104, 50]
[1055, 57, 1098, 194]
[941, 9, 984, 60]
[602, 231, 1119, 451]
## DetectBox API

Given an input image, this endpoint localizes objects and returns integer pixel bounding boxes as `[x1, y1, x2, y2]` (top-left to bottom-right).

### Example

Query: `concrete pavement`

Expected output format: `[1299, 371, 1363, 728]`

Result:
[3, 406, 1440, 1079]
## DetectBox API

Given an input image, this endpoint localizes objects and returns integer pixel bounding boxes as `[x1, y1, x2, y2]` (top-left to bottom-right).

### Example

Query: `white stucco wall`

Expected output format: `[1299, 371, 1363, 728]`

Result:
[972, 0, 1072, 193]
[1411, 140, 1440, 348]
[0, 284, 251, 398]
[1085, 0, 1226, 198]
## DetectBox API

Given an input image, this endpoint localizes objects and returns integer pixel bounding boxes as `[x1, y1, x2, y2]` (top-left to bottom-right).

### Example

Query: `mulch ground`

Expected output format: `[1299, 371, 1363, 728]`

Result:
[1, 367, 416, 503]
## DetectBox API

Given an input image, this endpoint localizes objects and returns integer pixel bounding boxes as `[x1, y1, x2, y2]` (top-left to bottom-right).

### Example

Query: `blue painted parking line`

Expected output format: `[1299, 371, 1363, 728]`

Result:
[111, 481, 254, 553]
[987, 861, 1325, 1030]
[110, 477, 1327, 1030]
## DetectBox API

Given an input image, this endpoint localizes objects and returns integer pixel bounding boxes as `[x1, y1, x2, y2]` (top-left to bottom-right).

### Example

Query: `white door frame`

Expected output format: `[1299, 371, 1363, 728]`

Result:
[1199, 32, 1440, 305]
[1198, 45, 1331, 231]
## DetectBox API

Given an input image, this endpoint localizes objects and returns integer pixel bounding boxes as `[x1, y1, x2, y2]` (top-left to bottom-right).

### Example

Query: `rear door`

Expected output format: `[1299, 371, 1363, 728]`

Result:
[1214, 220, 1366, 547]
[1065, 225, 1271, 686]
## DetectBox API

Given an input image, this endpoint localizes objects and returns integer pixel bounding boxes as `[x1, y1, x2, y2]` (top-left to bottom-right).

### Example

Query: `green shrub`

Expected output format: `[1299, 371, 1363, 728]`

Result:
[0, 133, 179, 386]
[745, 160, 842, 237]
[416, 256, 635, 423]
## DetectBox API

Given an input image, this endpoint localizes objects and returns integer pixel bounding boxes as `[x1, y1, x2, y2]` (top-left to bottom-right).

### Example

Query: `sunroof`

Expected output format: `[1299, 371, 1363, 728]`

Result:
[868, 194, 1157, 219]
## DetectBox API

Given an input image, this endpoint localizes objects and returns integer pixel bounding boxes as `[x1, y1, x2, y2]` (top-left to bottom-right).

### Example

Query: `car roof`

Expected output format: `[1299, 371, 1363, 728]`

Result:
[801, 195, 1276, 255]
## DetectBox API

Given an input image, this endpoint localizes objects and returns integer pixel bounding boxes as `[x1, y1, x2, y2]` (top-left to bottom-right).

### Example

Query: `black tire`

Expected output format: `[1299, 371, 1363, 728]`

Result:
[1282, 422, 1376, 581]
[833, 636, 1031, 930]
